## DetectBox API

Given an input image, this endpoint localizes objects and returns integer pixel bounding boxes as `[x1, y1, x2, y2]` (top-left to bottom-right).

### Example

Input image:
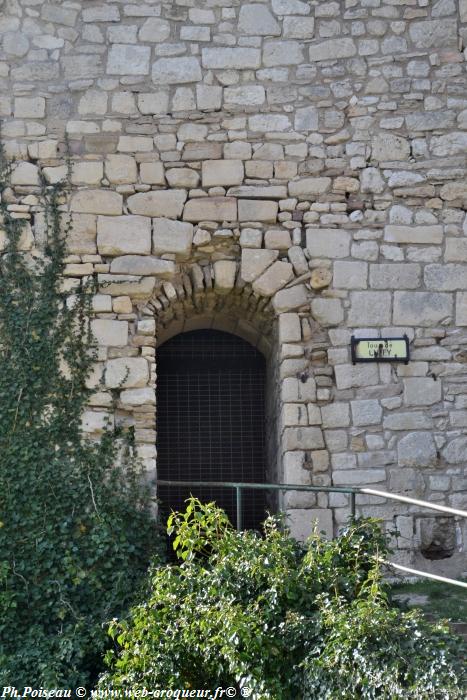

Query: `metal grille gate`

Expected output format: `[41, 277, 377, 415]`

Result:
[156, 329, 267, 530]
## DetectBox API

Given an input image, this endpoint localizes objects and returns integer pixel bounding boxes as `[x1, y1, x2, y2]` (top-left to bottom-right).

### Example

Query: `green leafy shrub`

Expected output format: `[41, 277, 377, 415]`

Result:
[100, 499, 465, 698]
[0, 144, 163, 685]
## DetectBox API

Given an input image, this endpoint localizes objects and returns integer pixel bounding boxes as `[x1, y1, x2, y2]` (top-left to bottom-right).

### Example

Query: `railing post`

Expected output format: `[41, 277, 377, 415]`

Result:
[236, 486, 242, 531]
[350, 490, 356, 520]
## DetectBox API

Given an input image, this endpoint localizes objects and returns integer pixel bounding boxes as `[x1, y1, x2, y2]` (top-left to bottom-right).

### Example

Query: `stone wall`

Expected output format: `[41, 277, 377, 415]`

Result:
[1, 0, 467, 576]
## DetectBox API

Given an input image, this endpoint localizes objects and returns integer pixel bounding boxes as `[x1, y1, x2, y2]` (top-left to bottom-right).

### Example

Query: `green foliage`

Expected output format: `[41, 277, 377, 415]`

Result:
[0, 142, 163, 685]
[100, 499, 465, 698]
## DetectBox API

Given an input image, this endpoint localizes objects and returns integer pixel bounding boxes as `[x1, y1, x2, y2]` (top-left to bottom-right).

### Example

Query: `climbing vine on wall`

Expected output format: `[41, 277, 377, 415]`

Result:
[0, 141, 163, 686]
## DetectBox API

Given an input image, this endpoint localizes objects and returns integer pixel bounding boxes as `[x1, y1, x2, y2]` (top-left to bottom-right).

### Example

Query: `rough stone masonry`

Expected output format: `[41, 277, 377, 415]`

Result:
[1, 0, 467, 577]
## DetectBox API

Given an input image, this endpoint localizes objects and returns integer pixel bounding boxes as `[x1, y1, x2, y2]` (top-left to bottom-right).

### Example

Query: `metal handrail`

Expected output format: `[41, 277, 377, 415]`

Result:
[156, 479, 467, 589]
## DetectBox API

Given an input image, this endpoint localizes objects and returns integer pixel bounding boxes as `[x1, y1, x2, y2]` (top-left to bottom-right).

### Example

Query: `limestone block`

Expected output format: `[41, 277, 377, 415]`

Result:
[288, 247, 308, 275]
[294, 106, 319, 131]
[110, 256, 175, 278]
[113, 296, 133, 314]
[272, 284, 308, 313]
[71, 161, 104, 186]
[369, 263, 421, 290]
[196, 85, 223, 111]
[98, 275, 156, 298]
[311, 268, 332, 290]
[334, 364, 379, 390]
[238, 4, 280, 35]
[287, 509, 333, 541]
[409, 19, 457, 48]
[228, 186, 287, 199]
[406, 111, 455, 132]
[118, 136, 153, 153]
[97, 216, 151, 256]
[41, 3, 78, 26]
[282, 377, 316, 403]
[445, 239, 467, 262]
[351, 400, 383, 427]
[431, 133, 467, 157]
[202, 160, 244, 188]
[321, 403, 350, 429]
[361, 168, 385, 194]
[461, 0, 467, 21]
[241, 249, 278, 283]
[153, 218, 193, 257]
[348, 292, 391, 326]
[3, 31, 29, 57]
[112, 91, 137, 115]
[403, 378, 442, 406]
[214, 260, 237, 294]
[120, 388, 155, 406]
[272, 0, 311, 15]
[333, 470, 386, 486]
[333, 261, 367, 289]
[283, 17, 315, 39]
[284, 427, 324, 450]
[166, 168, 199, 189]
[372, 133, 410, 161]
[442, 437, 467, 464]
[384, 226, 443, 245]
[224, 86, 266, 106]
[81, 411, 114, 434]
[92, 295, 112, 313]
[67, 214, 97, 255]
[264, 230, 291, 250]
[311, 299, 343, 327]
[309, 38, 356, 61]
[439, 182, 467, 201]
[240, 229, 262, 248]
[104, 358, 149, 389]
[248, 114, 291, 132]
[183, 197, 237, 223]
[252, 261, 294, 296]
[424, 264, 467, 291]
[289, 178, 331, 196]
[238, 200, 278, 223]
[127, 190, 187, 218]
[11, 162, 39, 186]
[306, 229, 350, 259]
[91, 319, 128, 347]
[397, 432, 437, 468]
[279, 313, 302, 343]
[139, 18, 171, 42]
[105, 155, 137, 185]
[138, 92, 169, 116]
[456, 293, 467, 326]
[393, 292, 452, 326]
[202, 48, 261, 69]
[71, 190, 123, 216]
[152, 57, 202, 84]
[107, 45, 150, 75]
[263, 41, 304, 66]
[140, 162, 165, 185]
[178, 124, 208, 142]
[14, 97, 45, 119]
[383, 412, 432, 431]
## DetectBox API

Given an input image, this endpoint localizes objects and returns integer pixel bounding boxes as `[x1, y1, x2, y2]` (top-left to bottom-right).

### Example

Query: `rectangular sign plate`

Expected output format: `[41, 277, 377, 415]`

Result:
[351, 335, 409, 364]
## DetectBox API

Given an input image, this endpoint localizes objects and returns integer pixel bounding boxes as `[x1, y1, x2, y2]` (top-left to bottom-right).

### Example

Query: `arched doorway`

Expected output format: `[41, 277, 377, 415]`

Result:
[156, 329, 268, 530]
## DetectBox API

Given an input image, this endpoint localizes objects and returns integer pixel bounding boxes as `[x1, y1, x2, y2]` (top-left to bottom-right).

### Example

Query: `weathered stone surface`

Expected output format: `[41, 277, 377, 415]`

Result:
[105, 358, 149, 389]
[241, 249, 278, 283]
[272, 284, 308, 313]
[431, 133, 467, 157]
[97, 215, 151, 256]
[71, 190, 123, 216]
[369, 263, 421, 290]
[457, 293, 467, 326]
[384, 226, 443, 245]
[263, 41, 304, 66]
[139, 18, 171, 42]
[107, 45, 150, 75]
[248, 114, 291, 132]
[424, 264, 467, 291]
[442, 437, 467, 464]
[351, 400, 383, 427]
[11, 162, 40, 186]
[120, 388, 155, 407]
[334, 261, 367, 289]
[166, 168, 199, 189]
[403, 378, 442, 407]
[335, 364, 379, 390]
[202, 160, 244, 187]
[372, 133, 410, 161]
[361, 168, 385, 194]
[98, 275, 155, 298]
[409, 19, 457, 48]
[183, 197, 237, 223]
[348, 292, 391, 326]
[439, 182, 467, 201]
[238, 200, 278, 223]
[228, 186, 287, 199]
[272, 0, 311, 15]
[406, 111, 455, 132]
[445, 239, 467, 262]
[289, 178, 331, 196]
[224, 85, 266, 106]
[309, 38, 356, 61]
[152, 57, 202, 84]
[153, 218, 193, 257]
[321, 403, 350, 429]
[110, 256, 175, 278]
[202, 48, 261, 70]
[393, 292, 452, 326]
[67, 214, 97, 255]
[397, 432, 437, 468]
[214, 260, 237, 294]
[252, 261, 294, 296]
[91, 320, 128, 347]
[140, 162, 165, 186]
[384, 412, 433, 430]
[311, 299, 343, 326]
[283, 17, 315, 39]
[14, 97, 45, 118]
[284, 427, 324, 450]
[306, 229, 351, 259]
[238, 4, 280, 35]
[294, 106, 319, 131]
[127, 190, 187, 218]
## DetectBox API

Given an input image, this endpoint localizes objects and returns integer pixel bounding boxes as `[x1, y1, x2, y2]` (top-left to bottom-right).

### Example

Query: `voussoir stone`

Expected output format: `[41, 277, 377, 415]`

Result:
[127, 190, 187, 218]
[202, 160, 244, 188]
[97, 215, 151, 256]
[152, 57, 202, 84]
[105, 358, 149, 389]
[71, 190, 123, 215]
[253, 261, 294, 296]
[153, 218, 193, 257]
[214, 260, 237, 294]
[241, 249, 279, 283]
[183, 197, 237, 223]
[110, 256, 175, 278]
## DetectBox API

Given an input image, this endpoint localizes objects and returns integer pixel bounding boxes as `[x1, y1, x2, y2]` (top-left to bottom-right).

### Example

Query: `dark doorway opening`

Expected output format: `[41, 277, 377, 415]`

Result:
[156, 329, 268, 531]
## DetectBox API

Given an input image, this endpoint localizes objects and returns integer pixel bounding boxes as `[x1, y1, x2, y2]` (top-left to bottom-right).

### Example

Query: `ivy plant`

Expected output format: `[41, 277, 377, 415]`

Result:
[0, 142, 163, 685]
